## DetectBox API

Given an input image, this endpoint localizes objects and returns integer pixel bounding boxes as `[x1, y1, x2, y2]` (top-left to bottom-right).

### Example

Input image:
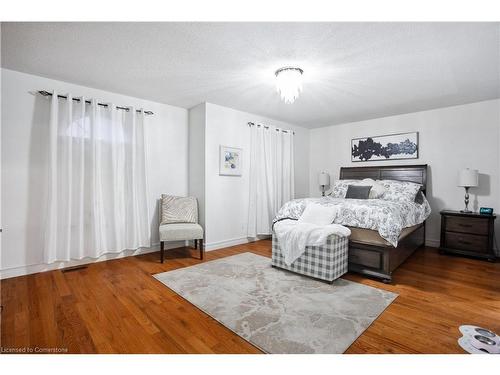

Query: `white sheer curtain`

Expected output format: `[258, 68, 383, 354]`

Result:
[44, 91, 150, 263]
[247, 125, 295, 237]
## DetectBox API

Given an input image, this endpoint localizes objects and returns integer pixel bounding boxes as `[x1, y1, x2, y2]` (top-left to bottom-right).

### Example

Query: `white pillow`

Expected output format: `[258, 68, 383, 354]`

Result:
[359, 178, 386, 199]
[298, 203, 337, 225]
[377, 179, 422, 203]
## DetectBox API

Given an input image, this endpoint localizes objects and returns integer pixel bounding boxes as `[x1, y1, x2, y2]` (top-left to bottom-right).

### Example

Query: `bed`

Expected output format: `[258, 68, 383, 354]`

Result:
[273, 164, 429, 283]
[340, 164, 428, 283]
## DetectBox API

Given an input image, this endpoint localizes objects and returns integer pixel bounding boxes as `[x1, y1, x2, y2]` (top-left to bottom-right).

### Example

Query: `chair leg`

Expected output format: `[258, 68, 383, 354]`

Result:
[199, 238, 204, 260]
[194, 239, 197, 249]
[160, 241, 165, 263]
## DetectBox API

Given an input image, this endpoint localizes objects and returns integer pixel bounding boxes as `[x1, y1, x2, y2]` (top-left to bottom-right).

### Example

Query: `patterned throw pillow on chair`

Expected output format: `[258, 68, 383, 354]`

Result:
[161, 195, 198, 224]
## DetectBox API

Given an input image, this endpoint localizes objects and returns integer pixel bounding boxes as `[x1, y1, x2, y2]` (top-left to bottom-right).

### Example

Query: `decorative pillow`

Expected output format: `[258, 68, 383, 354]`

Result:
[378, 180, 422, 203]
[345, 185, 372, 199]
[329, 179, 359, 198]
[160, 195, 198, 224]
[298, 203, 338, 225]
[414, 190, 425, 204]
[359, 178, 386, 199]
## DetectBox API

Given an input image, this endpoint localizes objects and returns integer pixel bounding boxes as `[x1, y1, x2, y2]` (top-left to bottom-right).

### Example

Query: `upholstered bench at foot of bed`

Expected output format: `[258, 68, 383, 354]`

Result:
[271, 234, 349, 283]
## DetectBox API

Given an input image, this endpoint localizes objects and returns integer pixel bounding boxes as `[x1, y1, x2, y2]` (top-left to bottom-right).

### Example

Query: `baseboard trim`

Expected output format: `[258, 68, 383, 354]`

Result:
[426, 238, 440, 248]
[205, 235, 270, 251]
[1, 236, 442, 279]
[0, 241, 184, 280]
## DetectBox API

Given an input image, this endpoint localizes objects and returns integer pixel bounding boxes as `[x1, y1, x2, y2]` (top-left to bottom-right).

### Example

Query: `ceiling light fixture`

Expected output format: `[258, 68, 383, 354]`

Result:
[275, 67, 304, 104]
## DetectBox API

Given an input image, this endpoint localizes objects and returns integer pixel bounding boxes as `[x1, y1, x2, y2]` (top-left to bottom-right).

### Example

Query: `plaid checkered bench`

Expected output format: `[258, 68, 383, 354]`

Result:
[271, 234, 349, 283]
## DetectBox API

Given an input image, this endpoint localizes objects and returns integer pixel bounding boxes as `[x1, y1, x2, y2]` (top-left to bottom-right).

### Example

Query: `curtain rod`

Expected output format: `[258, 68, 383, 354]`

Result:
[37, 90, 154, 115]
[247, 122, 295, 135]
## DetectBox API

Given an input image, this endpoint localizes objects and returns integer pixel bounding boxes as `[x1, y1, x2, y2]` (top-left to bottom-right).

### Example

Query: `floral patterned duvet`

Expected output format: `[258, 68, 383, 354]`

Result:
[272, 196, 431, 247]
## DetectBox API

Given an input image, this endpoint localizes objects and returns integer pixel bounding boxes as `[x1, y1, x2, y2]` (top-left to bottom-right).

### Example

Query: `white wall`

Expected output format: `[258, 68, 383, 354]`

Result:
[1, 69, 189, 278]
[0, 28, 3, 268]
[309, 100, 500, 249]
[188, 102, 310, 250]
[188, 103, 206, 229]
[4, 67, 497, 278]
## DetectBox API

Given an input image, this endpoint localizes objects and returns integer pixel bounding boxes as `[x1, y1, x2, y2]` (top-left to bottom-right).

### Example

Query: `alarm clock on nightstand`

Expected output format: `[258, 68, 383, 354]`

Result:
[480, 207, 494, 215]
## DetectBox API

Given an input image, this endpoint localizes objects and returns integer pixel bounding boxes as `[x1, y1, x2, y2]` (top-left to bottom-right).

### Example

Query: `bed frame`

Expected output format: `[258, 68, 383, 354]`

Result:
[339, 164, 428, 283]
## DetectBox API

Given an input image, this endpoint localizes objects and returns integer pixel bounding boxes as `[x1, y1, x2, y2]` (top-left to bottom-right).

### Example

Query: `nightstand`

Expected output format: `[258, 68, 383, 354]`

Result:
[440, 210, 496, 261]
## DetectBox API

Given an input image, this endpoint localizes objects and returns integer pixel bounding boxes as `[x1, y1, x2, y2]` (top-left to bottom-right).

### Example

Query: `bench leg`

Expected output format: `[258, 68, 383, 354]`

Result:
[199, 238, 204, 260]
[160, 241, 165, 263]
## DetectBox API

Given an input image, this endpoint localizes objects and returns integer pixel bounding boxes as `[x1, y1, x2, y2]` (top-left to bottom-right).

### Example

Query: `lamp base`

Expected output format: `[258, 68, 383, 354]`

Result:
[462, 187, 471, 213]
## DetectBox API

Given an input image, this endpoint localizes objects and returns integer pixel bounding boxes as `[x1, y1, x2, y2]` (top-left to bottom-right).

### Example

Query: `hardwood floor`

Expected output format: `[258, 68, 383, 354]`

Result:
[1, 240, 499, 354]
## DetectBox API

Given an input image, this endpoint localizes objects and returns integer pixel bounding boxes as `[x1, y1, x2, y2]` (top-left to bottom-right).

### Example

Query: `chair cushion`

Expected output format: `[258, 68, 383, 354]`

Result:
[159, 223, 204, 241]
[161, 195, 198, 224]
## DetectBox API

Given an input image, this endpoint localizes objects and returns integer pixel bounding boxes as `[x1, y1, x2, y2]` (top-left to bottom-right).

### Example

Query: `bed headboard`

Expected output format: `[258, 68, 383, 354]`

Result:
[339, 164, 428, 193]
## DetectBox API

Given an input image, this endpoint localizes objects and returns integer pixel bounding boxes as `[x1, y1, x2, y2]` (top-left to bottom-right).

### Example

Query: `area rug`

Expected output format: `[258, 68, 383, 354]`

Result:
[154, 252, 397, 354]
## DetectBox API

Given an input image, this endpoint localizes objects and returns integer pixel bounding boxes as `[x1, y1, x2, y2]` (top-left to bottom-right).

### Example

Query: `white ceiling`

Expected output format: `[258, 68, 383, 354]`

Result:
[2, 22, 499, 128]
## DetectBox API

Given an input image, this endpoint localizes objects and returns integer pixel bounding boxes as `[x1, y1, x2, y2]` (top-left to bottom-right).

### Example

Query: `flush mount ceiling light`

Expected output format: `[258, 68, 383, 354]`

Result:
[275, 67, 304, 104]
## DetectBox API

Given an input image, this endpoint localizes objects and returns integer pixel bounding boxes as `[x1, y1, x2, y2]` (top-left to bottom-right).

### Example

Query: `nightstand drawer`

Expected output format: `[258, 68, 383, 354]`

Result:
[444, 232, 489, 253]
[445, 215, 489, 235]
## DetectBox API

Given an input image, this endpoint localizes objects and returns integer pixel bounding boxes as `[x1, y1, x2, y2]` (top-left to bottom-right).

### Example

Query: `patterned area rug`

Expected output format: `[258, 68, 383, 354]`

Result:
[154, 252, 397, 354]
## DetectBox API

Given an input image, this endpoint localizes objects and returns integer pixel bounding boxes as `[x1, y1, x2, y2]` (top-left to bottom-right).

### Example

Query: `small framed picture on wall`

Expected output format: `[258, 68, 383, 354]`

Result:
[219, 145, 242, 176]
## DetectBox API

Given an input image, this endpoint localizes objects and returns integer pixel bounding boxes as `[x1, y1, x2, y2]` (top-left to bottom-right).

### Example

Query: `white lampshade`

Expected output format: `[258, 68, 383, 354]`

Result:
[318, 172, 330, 186]
[458, 169, 479, 187]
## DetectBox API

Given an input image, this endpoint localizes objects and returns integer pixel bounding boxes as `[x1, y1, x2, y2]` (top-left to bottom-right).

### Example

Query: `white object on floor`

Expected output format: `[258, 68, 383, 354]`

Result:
[298, 202, 339, 225]
[274, 219, 351, 266]
[458, 325, 500, 354]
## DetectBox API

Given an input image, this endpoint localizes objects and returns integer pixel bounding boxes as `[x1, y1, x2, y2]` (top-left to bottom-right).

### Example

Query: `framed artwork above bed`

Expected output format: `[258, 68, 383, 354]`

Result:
[351, 132, 419, 162]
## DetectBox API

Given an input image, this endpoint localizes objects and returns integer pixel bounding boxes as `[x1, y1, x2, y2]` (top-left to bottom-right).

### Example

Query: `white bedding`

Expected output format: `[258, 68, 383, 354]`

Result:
[273, 195, 431, 247]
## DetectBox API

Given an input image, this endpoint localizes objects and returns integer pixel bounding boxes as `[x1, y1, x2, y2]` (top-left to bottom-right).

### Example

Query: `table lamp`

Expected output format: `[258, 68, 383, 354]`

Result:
[458, 168, 478, 213]
[319, 172, 330, 197]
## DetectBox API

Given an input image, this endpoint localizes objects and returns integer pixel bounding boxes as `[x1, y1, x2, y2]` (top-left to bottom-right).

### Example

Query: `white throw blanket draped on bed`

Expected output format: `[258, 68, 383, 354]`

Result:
[274, 220, 351, 266]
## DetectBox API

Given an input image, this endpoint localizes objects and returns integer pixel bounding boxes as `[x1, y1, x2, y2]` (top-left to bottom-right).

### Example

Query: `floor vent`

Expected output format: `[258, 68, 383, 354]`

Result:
[61, 265, 88, 273]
